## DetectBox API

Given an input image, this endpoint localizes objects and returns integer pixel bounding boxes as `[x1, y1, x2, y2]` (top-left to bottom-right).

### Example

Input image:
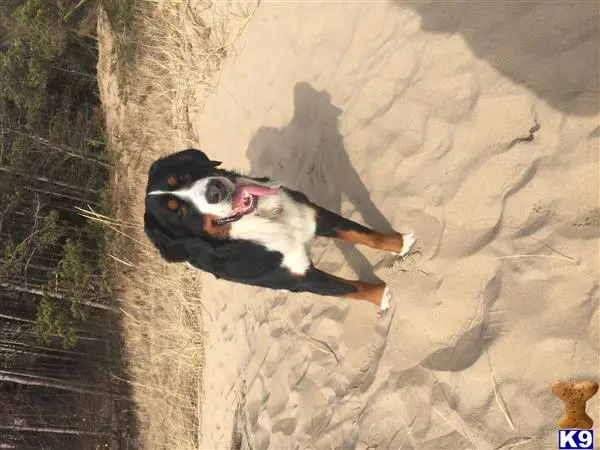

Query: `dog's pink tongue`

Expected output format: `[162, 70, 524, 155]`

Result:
[243, 185, 279, 196]
[231, 184, 279, 211]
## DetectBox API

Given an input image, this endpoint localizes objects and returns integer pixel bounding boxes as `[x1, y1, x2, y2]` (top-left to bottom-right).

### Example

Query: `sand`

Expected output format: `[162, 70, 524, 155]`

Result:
[105, 1, 599, 448]
[185, 2, 599, 448]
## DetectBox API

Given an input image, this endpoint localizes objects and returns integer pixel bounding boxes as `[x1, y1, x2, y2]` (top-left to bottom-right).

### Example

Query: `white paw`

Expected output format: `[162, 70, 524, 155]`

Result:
[282, 247, 311, 276]
[380, 285, 392, 312]
[399, 233, 416, 257]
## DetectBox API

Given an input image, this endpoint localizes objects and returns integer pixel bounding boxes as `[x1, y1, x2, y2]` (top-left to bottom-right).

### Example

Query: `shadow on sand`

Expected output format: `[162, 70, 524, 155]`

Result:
[246, 82, 394, 283]
[400, 1, 599, 116]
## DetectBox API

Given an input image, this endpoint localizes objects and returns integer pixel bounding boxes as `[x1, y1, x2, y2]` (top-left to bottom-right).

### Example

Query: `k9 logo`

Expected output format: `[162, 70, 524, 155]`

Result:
[558, 429, 594, 450]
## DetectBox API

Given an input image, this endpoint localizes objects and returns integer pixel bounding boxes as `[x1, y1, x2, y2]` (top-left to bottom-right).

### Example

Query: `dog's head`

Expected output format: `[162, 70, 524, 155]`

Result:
[143, 148, 277, 263]
[143, 149, 225, 262]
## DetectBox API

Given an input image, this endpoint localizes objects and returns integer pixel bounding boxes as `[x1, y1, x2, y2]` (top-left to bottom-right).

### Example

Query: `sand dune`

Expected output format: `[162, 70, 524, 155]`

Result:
[182, 2, 598, 448]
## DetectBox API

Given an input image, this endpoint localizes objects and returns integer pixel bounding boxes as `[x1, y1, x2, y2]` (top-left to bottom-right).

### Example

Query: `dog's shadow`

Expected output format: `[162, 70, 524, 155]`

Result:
[246, 82, 393, 283]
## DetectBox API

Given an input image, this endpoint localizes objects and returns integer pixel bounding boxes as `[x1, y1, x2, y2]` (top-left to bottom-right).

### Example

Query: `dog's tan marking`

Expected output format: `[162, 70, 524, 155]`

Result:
[335, 229, 406, 253]
[167, 199, 179, 211]
[167, 176, 178, 186]
[324, 273, 388, 308]
[203, 214, 231, 239]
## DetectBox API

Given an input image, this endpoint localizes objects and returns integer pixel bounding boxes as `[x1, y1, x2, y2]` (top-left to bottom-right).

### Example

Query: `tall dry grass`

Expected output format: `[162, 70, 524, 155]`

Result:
[96, 1, 258, 448]
[119, 0, 258, 150]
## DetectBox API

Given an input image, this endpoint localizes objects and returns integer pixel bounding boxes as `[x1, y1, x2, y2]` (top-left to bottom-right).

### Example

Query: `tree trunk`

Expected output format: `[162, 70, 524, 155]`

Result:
[0, 313, 35, 323]
[0, 165, 98, 194]
[0, 425, 113, 437]
[0, 340, 88, 357]
[7, 129, 112, 169]
[0, 346, 83, 362]
[24, 185, 99, 206]
[62, 0, 91, 22]
[0, 370, 122, 398]
[0, 369, 71, 384]
[0, 283, 119, 313]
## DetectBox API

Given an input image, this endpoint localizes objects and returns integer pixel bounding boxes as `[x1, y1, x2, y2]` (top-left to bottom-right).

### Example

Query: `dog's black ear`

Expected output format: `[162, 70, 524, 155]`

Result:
[143, 212, 186, 262]
[148, 149, 222, 180]
[174, 148, 222, 167]
[143, 212, 215, 267]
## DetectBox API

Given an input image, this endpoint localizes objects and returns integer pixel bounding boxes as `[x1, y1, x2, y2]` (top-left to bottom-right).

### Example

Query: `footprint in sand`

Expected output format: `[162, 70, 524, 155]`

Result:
[265, 372, 292, 417]
[517, 203, 600, 241]
[254, 408, 271, 448]
[557, 207, 600, 240]
[512, 201, 559, 237]
[421, 263, 502, 371]
[440, 151, 538, 257]
[384, 255, 503, 371]
[270, 412, 298, 436]
[357, 367, 436, 448]
[246, 374, 267, 429]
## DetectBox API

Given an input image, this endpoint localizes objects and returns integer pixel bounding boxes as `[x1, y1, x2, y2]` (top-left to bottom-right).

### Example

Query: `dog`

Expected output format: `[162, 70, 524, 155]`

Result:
[143, 149, 416, 311]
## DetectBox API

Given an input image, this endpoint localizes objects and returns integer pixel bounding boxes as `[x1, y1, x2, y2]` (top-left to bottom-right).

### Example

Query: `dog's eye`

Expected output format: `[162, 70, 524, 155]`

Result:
[167, 199, 179, 210]
[167, 176, 178, 186]
[181, 173, 192, 183]
[178, 205, 188, 217]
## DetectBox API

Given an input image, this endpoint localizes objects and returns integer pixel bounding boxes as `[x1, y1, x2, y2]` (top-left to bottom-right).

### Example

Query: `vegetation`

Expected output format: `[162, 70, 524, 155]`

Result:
[0, 0, 137, 448]
[101, 0, 138, 62]
[1, 0, 259, 447]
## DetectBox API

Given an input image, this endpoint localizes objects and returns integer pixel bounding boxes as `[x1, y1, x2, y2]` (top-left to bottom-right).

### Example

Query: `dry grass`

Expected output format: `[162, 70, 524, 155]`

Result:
[96, 1, 258, 448]
[118, 0, 258, 150]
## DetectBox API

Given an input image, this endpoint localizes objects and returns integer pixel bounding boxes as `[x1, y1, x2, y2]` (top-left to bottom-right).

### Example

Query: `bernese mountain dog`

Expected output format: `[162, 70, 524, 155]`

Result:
[143, 149, 416, 311]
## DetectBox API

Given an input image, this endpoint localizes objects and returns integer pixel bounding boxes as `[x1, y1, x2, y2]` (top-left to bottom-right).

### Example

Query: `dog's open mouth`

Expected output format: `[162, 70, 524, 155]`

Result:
[213, 184, 278, 225]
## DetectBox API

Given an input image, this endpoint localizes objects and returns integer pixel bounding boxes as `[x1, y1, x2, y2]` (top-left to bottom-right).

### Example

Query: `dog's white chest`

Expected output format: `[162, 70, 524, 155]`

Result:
[229, 191, 316, 275]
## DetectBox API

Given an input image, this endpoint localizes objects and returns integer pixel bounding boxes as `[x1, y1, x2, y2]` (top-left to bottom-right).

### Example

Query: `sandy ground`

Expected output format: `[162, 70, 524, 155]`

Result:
[185, 2, 599, 449]
[98, 1, 599, 449]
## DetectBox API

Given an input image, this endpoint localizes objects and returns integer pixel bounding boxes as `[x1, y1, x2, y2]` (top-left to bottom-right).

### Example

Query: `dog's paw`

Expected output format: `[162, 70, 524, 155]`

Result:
[399, 233, 416, 257]
[380, 285, 392, 312]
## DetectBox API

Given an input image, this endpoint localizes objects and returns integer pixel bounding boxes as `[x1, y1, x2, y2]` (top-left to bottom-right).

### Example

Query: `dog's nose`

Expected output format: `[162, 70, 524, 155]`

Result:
[205, 179, 227, 204]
